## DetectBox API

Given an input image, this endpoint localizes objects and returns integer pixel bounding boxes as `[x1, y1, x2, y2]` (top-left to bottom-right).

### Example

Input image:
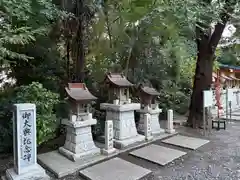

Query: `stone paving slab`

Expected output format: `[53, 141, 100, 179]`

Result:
[162, 135, 209, 150]
[129, 144, 187, 166]
[79, 157, 152, 180]
[37, 150, 118, 178]
[227, 116, 240, 120]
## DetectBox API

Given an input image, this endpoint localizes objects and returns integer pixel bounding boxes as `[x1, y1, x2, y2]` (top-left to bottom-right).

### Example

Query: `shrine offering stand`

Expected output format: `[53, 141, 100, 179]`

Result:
[100, 103, 145, 149]
[137, 106, 164, 135]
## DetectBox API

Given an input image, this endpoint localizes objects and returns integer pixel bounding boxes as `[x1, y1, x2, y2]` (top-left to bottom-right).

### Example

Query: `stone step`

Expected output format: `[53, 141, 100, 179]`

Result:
[79, 157, 152, 180]
[129, 144, 187, 166]
[162, 135, 210, 150]
[38, 150, 115, 178]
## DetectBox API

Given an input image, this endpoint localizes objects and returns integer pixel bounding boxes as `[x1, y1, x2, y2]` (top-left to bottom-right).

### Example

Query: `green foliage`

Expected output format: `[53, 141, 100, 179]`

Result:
[0, 88, 15, 153]
[83, 0, 203, 115]
[0, 82, 59, 152]
[0, 0, 239, 151]
[0, 0, 63, 64]
[9, 36, 66, 93]
[217, 45, 240, 66]
[0, 0, 69, 94]
[14, 82, 60, 145]
[157, 81, 191, 115]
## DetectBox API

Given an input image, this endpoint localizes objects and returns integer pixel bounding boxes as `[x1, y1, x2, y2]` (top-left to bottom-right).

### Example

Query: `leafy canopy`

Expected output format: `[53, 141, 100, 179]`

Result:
[0, 0, 62, 63]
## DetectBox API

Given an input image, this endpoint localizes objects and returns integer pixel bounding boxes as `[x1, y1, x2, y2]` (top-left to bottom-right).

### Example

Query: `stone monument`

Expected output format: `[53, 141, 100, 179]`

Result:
[137, 84, 164, 135]
[166, 109, 175, 134]
[143, 113, 153, 141]
[59, 83, 100, 161]
[2, 103, 49, 180]
[100, 73, 144, 148]
[101, 120, 116, 155]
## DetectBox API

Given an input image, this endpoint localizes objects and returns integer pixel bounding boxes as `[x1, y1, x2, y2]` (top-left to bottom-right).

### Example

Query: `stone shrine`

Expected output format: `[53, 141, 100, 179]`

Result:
[59, 83, 100, 161]
[137, 85, 164, 135]
[100, 73, 144, 148]
[2, 103, 49, 180]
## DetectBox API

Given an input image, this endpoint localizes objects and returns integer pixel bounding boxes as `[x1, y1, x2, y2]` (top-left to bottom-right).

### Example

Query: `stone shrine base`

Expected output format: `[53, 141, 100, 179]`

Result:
[100, 103, 146, 148]
[60, 118, 101, 162]
[114, 134, 145, 149]
[59, 146, 101, 162]
[97, 134, 145, 149]
[137, 108, 165, 136]
[165, 128, 176, 134]
[2, 164, 49, 180]
[38, 150, 118, 178]
[101, 148, 116, 156]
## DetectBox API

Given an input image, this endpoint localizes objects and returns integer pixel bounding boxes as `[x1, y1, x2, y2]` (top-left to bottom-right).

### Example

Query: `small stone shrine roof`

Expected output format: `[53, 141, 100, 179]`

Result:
[139, 84, 160, 96]
[65, 83, 97, 102]
[105, 73, 134, 87]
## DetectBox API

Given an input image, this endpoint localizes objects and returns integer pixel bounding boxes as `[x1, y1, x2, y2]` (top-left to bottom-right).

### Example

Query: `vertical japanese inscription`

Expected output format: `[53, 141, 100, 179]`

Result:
[146, 114, 151, 137]
[20, 110, 34, 167]
[105, 120, 114, 150]
[144, 113, 152, 139]
[108, 122, 113, 149]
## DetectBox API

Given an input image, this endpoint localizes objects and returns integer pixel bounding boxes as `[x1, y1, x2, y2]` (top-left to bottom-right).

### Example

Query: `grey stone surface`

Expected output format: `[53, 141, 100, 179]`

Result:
[3, 122, 240, 180]
[114, 135, 145, 149]
[100, 103, 140, 112]
[59, 146, 100, 162]
[102, 120, 116, 155]
[37, 150, 117, 178]
[13, 104, 37, 174]
[97, 132, 177, 154]
[2, 176, 50, 180]
[150, 112, 165, 135]
[59, 116, 100, 161]
[143, 113, 153, 141]
[137, 107, 164, 135]
[226, 115, 240, 120]
[162, 135, 210, 150]
[3, 165, 49, 180]
[130, 144, 186, 166]
[101, 103, 145, 148]
[3, 104, 49, 180]
[79, 157, 152, 180]
[165, 109, 175, 134]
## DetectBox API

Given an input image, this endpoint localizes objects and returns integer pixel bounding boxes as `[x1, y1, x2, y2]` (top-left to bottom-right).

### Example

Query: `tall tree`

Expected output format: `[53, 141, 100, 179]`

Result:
[60, 0, 95, 82]
[188, 0, 239, 127]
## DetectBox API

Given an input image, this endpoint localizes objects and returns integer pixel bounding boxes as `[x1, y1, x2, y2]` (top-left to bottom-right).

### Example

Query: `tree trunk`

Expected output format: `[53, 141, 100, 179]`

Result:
[75, 0, 85, 82]
[188, 52, 214, 128]
[188, 0, 236, 128]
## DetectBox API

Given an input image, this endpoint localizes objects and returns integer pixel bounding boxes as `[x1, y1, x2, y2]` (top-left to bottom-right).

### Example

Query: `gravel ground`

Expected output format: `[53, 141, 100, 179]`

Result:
[1, 122, 240, 180]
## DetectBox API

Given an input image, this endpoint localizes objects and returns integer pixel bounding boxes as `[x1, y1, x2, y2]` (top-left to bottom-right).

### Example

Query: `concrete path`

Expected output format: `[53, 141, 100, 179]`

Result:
[1, 122, 240, 179]
[78, 134, 207, 180]
[63, 123, 240, 180]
